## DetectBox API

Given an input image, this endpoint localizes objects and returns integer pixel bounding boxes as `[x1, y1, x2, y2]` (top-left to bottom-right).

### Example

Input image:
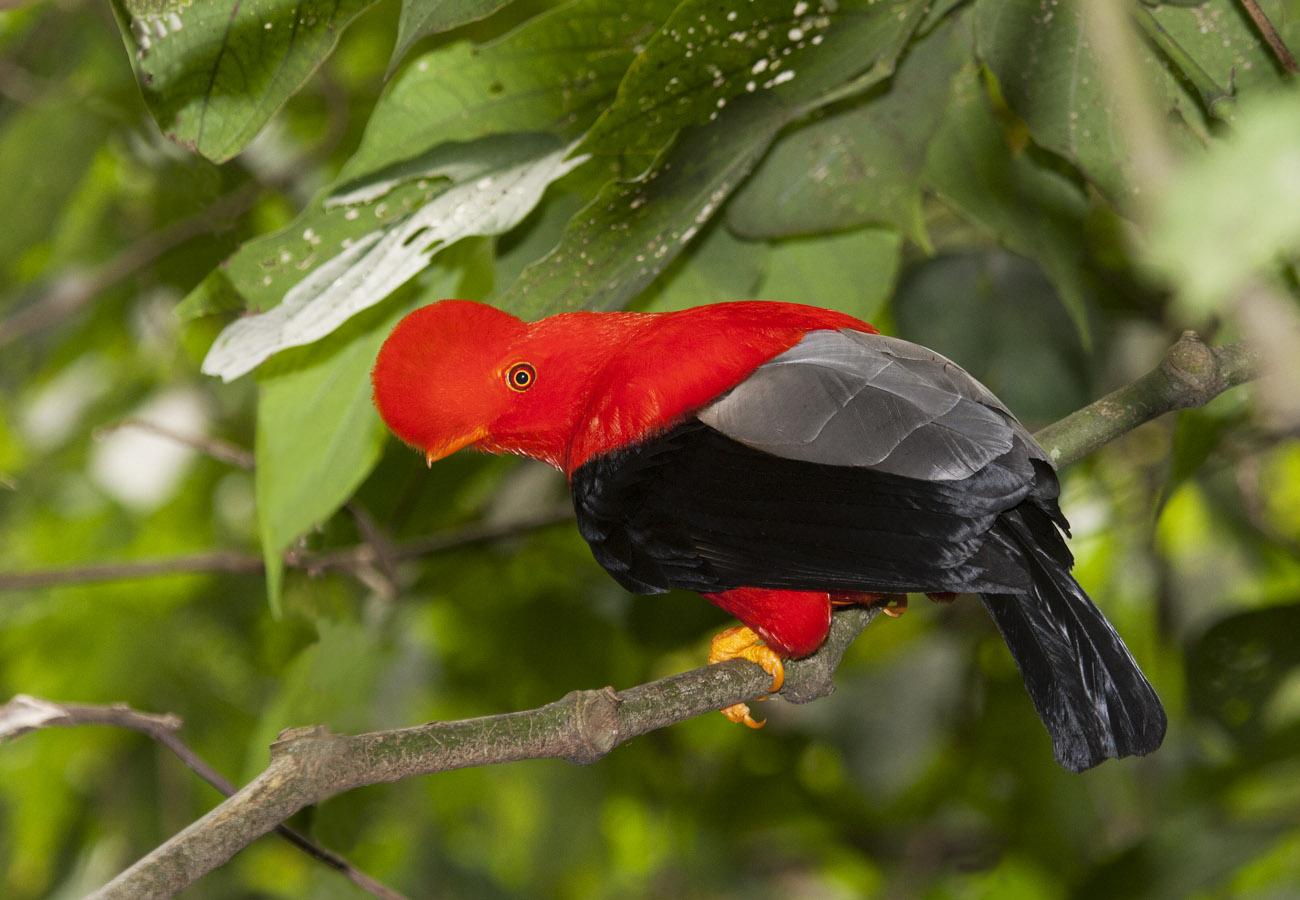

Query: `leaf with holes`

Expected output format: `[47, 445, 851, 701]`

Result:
[727, 14, 968, 244]
[501, 0, 926, 318]
[580, 0, 916, 158]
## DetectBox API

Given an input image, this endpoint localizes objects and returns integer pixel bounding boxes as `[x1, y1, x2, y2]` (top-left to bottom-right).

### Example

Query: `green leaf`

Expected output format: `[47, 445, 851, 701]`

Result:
[500, 99, 788, 318]
[0, 101, 113, 282]
[726, 14, 969, 245]
[342, 0, 676, 181]
[1140, 0, 1293, 105]
[201, 135, 586, 381]
[580, 0, 919, 158]
[973, 0, 1282, 201]
[756, 228, 902, 324]
[892, 250, 1090, 423]
[391, 0, 518, 69]
[254, 298, 411, 613]
[500, 0, 927, 317]
[112, 0, 377, 162]
[636, 224, 766, 313]
[921, 65, 1092, 340]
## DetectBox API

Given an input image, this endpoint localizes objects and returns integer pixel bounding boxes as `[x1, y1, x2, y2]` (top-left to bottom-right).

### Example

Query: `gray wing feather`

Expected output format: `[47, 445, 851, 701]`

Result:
[696, 330, 1048, 481]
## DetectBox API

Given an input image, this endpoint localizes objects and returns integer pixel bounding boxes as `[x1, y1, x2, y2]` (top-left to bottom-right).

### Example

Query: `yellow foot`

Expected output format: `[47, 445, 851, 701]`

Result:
[875, 593, 909, 618]
[708, 626, 785, 729]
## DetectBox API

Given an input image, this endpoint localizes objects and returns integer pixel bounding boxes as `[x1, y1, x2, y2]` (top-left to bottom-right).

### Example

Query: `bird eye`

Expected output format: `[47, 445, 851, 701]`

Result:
[506, 362, 536, 392]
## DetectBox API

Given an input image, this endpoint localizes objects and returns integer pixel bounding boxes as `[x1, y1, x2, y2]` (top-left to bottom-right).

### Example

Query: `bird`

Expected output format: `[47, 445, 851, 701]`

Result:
[371, 298, 1166, 771]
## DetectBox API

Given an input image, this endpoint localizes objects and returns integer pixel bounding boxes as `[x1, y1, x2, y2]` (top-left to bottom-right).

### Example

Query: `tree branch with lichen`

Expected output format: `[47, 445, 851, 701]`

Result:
[80, 330, 1267, 900]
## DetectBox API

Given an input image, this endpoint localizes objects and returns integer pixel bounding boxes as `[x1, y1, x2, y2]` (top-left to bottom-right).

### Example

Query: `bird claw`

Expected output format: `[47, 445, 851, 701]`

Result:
[709, 626, 785, 729]
[877, 594, 908, 618]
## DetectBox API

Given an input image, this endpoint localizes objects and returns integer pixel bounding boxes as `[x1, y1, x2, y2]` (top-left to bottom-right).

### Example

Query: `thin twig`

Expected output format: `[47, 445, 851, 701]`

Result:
[1238, 0, 1299, 73]
[93, 419, 256, 470]
[342, 502, 403, 599]
[0, 553, 266, 591]
[0, 185, 258, 349]
[0, 696, 411, 900]
[0, 507, 574, 592]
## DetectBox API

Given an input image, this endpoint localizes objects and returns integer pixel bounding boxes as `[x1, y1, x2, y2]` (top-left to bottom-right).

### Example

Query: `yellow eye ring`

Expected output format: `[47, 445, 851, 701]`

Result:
[506, 362, 536, 392]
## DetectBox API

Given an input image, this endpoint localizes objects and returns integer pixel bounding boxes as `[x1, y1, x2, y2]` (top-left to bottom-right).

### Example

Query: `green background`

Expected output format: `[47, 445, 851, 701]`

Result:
[3, 0, 1300, 897]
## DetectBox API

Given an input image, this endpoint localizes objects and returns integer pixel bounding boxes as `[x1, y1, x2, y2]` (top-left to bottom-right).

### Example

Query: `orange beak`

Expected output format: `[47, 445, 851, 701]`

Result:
[423, 428, 487, 467]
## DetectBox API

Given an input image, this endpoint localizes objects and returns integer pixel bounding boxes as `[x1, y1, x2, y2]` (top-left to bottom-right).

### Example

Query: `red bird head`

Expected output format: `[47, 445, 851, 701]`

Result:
[372, 300, 530, 464]
[372, 300, 650, 470]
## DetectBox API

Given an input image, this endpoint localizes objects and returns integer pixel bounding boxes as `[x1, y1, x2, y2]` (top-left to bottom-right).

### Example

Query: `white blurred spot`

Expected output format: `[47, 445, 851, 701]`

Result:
[21, 356, 112, 451]
[90, 388, 211, 511]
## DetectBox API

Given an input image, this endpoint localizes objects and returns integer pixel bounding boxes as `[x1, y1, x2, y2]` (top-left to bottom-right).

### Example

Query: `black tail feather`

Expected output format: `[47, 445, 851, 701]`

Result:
[980, 508, 1167, 772]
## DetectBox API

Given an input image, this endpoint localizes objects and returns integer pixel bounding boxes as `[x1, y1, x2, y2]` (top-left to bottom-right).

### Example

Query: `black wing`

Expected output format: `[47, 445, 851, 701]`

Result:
[571, 328, 1061, 597]
[571, 417, 1051, 596]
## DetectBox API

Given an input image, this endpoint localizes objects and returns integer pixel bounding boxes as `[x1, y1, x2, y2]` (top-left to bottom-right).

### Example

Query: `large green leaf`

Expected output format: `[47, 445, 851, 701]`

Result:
[726, 14, 969, 245]
[974, 0, 1286, 202]
[500, 0, 927, 317]
[112, 0, 377, 162]
[892, 250, 1090, 422]
[341, 0, 676, 182]
[921, 65, 1092, 338]
[580, 0, 919, 158]
[636, 224, 766, 313]
[253, 298, 410, 613]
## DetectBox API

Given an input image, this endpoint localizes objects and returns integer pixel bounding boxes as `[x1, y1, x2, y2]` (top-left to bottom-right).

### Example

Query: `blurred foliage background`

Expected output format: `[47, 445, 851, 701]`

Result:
[2, 0, 1300, 897]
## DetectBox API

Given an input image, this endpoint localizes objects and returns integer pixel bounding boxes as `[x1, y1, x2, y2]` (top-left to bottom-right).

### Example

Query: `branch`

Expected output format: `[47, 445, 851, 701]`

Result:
[86, 331, 1267, 899]
[87, 605, 878, 900]
[93, 419, 256, 470]
[1033, 332, 1263, 468]
[1238, 0, 1299, 74]
[0, 696, 410, 900]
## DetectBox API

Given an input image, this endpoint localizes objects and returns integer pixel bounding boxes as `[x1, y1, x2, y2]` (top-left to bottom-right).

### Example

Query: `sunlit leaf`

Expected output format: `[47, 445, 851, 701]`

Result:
[253, 300, 409, 612]
[202, 136, 586, 381]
